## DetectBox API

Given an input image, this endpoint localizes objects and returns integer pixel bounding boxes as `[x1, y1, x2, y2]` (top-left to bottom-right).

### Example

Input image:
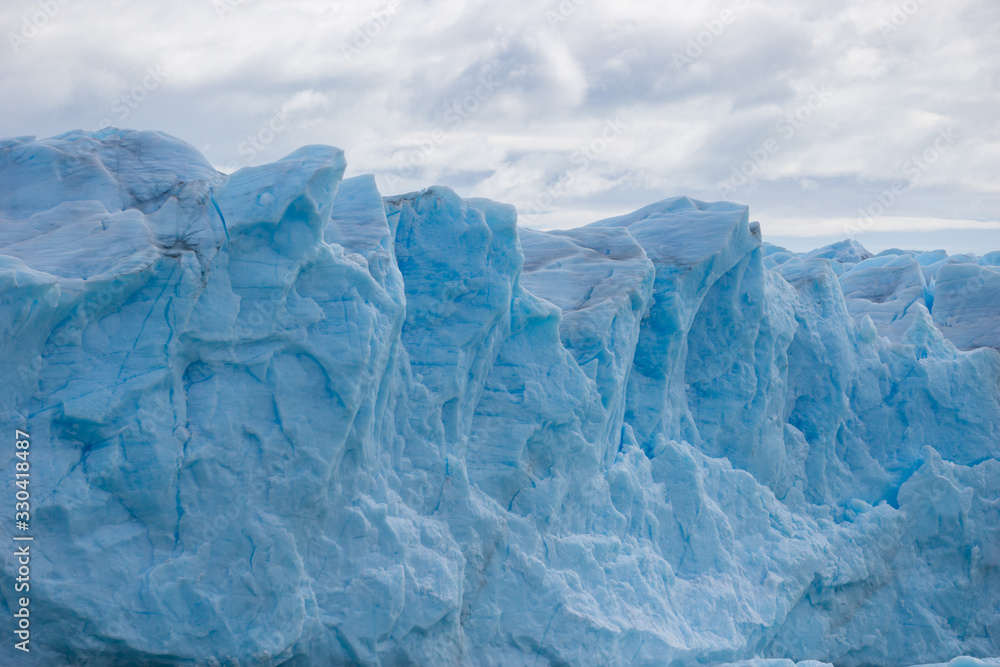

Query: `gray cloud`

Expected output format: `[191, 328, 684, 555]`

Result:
[1, 0, 997, 253]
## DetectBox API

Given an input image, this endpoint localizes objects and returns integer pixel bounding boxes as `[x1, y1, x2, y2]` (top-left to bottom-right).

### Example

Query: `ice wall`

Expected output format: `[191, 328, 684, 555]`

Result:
[1, 130, 998, 666]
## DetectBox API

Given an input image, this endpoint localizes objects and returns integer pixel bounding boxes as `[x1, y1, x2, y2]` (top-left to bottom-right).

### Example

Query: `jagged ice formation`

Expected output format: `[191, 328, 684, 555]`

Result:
[1, 130, 999, 666]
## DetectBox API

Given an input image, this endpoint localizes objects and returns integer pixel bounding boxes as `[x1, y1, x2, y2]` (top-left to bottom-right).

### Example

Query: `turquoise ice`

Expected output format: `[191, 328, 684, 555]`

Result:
[1, 129, 998, 666]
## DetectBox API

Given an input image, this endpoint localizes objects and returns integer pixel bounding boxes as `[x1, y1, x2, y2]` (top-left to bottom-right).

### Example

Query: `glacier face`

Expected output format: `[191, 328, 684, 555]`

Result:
[1, 129, 999, 667]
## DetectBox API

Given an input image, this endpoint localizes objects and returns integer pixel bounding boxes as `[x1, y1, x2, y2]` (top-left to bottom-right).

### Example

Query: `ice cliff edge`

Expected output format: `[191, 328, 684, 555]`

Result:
[1, 129, 999, 666]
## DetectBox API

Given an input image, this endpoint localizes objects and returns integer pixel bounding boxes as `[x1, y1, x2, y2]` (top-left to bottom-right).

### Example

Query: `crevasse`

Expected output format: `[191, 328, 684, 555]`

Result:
[1, 129, 998, 667]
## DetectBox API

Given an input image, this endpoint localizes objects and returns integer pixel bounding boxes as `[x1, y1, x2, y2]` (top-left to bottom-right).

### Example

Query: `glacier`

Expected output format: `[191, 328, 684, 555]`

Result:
[0, 129, 998, 666]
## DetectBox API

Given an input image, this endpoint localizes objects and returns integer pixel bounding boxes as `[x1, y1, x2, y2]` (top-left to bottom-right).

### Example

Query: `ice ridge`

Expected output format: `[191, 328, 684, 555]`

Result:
[1, 129, 998, 666]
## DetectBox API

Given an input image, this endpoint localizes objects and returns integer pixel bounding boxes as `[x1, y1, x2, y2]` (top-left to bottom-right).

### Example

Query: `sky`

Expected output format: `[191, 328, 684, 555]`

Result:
[1, 0, 998, 253]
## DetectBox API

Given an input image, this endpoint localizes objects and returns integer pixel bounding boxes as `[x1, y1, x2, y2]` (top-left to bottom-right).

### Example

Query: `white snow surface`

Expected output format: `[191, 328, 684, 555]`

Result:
[1, 130, 999, 666]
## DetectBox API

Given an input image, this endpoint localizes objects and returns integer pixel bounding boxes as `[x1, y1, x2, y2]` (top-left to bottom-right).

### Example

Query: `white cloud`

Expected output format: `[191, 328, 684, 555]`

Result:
[1, 0, 998, 252]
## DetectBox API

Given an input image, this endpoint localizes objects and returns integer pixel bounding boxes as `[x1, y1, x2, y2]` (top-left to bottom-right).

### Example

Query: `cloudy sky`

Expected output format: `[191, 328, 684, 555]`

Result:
[2, 0, 998, 253]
